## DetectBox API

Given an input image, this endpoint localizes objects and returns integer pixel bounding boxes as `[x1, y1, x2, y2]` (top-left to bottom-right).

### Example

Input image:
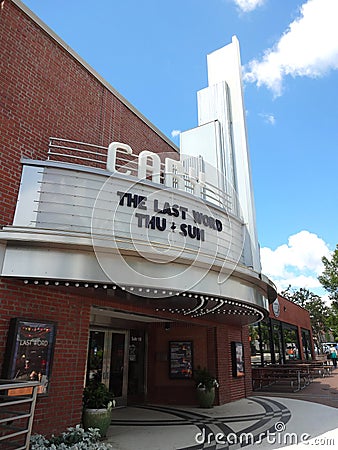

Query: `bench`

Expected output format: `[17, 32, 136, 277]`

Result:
[252, 367, 309, 392]
[279, 361, 333, 378]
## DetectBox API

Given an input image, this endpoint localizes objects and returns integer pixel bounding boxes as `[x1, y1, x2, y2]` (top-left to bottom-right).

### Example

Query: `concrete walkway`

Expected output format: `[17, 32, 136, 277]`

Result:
[105, 370, 338, 449]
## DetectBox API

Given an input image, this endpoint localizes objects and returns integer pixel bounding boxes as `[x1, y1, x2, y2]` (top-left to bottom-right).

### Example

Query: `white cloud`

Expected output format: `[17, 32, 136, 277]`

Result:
[260, 230, 331, 292]
[259, 113, 276, 125]
[233, 0, 266, 13]
[244, 0, 338, 95]
[171, 129, 181, 138]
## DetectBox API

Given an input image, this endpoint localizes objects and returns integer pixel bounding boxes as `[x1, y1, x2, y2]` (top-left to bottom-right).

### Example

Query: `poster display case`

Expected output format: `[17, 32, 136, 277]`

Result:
[169, 341, 193, 379]
[2, 318, 57, 395]
[231, 341, 245, 377]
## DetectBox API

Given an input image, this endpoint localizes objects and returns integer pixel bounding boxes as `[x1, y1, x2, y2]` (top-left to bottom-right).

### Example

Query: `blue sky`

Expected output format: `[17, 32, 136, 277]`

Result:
[21, 0, 338, 295]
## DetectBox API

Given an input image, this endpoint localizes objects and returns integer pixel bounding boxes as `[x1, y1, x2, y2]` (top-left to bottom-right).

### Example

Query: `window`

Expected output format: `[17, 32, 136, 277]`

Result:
[283, 325, 300, 361]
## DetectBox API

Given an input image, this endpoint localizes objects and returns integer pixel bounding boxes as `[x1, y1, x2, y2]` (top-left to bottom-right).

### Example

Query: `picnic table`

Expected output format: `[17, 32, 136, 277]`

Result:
[280, 360, 333, 378]
[252, 358, 335, 392]
[252, 366, 310, 392]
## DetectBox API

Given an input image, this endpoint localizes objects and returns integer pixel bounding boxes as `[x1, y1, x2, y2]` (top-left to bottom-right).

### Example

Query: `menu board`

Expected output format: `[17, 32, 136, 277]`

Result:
[169, 341, 193, 379]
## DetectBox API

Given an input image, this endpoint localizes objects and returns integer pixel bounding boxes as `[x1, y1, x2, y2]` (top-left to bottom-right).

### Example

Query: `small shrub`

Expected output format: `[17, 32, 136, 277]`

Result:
[83, 381, 115, 409]
[194, 366, 219, 391]
[30, 425, 113, 449]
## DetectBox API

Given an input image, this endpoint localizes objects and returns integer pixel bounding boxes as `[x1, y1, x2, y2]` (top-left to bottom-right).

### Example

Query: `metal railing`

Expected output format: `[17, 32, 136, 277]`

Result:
[47, 137, 234, 212]
[0, 379, 40, 450]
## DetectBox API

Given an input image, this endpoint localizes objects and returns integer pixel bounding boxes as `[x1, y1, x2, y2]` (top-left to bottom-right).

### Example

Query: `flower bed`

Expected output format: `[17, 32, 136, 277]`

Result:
[30, 425, 113, 449]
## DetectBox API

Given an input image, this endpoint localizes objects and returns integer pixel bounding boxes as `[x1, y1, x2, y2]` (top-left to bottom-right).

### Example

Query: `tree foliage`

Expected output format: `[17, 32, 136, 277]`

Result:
[281, 286, 334, 343]
[318, 244, 338, 307]
[280, 245, 338, 344]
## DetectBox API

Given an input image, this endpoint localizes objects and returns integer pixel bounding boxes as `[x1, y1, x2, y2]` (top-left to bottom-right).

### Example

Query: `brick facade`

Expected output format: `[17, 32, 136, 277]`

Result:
[0, 280, 91, 435]
[270, 295, 312, 331]
[0, 278, 252, 434]
[0, 0, 176, 228]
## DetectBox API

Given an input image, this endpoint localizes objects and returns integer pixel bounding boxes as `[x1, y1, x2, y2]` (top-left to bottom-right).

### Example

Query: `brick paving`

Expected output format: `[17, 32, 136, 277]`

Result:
[253, 367, 338, 408]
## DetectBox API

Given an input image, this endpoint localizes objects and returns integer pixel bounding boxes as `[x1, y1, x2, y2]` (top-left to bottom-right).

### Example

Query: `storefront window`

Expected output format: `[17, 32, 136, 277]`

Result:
[249, 324, 261, 365]
[250, 319, 308, 367]
[302, 329, 313, 360]
[272, 321, 283, 364]
[260, 319, 272, 365]
[283, 326, 300, 361]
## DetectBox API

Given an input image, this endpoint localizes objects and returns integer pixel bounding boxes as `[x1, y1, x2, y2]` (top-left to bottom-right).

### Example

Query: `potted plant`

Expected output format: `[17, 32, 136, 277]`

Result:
[82, 380, 115, 438]
[194, 366, 219, 408]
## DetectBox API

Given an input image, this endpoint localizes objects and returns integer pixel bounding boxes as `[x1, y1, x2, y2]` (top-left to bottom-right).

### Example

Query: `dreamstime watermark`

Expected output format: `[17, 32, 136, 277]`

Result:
[195, 422, 336, 447]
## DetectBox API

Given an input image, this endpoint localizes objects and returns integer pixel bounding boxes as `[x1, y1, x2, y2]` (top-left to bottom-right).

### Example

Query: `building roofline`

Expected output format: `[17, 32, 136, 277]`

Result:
[277, 293, 311, 314]
[11, 0, 179, 153]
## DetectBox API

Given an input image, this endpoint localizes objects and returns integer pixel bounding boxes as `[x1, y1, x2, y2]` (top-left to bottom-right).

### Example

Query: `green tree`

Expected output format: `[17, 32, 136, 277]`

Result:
[318, 244, 338, 307]
[326, 307, 338, 343]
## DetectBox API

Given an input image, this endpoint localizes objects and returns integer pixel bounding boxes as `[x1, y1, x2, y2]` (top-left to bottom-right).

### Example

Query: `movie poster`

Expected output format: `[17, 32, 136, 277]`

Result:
[231, 341, 245, 377]
[3, 318, 57, 394]
[169, 341, 193, 379]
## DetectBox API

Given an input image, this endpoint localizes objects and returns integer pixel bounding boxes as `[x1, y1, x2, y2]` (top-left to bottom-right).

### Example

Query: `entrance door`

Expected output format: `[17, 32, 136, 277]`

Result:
[87, 329, 129, 406]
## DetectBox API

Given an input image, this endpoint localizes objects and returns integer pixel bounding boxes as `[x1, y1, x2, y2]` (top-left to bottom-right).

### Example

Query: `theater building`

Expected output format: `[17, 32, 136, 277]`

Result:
[0, 0, 277, 436]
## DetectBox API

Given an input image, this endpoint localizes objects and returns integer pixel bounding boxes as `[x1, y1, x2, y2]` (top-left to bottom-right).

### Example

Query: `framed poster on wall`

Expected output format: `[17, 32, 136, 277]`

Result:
[2, 318, 57, 395]
[231, 341, 245, 377]
[169, 341, 193, 379]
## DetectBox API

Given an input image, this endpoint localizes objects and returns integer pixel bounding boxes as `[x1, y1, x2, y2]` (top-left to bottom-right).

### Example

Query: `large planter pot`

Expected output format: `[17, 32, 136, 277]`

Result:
[82, 408, 113, 437]
[196, 387, 215, 408]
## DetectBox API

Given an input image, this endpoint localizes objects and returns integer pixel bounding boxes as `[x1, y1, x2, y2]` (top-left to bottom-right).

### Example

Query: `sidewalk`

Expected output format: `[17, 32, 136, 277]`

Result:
[252, 365, 338, 408]
[105, 370, 338, 449]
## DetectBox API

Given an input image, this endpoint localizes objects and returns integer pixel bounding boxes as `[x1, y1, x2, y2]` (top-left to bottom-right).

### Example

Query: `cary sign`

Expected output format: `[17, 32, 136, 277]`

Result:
[107, 142, 207, 198]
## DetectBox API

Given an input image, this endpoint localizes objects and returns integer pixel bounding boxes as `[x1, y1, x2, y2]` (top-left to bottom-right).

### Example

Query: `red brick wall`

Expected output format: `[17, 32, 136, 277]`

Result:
[270, 295, 312, 330]
[146, 322, 208, 405]
[215, 324, 251, 404]
[206, 327, 217, 380]
[0, 0, 177, 227]
[0, 279, 91, 435]
[146, 322, 251, 406]
[0, 279, 253, 434]
[242, 325, 253, 397]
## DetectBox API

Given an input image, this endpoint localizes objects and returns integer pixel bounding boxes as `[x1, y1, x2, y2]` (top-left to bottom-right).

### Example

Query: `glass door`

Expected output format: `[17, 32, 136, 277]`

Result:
[128, 329, 146, 403]
[87, 329, 129, 406]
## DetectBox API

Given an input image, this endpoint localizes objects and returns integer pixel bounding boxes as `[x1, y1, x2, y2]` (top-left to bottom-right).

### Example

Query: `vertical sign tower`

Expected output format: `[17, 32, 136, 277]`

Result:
[180, 36, 261, 273]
